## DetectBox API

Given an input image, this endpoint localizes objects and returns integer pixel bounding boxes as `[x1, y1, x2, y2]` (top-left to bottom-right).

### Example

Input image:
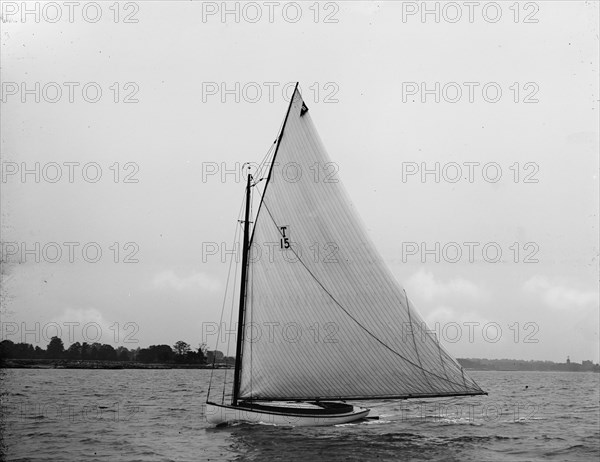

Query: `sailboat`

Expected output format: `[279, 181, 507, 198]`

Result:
[205, 83, 486, 426]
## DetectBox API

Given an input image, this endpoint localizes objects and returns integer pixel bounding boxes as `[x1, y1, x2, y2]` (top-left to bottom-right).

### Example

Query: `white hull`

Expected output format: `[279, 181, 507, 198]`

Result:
[206, 401, 370, 426]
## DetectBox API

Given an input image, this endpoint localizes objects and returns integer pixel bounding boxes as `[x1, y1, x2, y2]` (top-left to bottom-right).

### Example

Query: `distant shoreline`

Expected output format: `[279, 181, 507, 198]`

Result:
[1, 358, 597, 372]
[0, 359, 232, 369]
[457, 358, 599, 373]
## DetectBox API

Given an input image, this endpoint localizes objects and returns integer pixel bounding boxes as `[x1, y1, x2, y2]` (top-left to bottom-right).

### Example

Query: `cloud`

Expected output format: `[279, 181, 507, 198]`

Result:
[48, 307, 114, 345]
[424, 305, 489, 325]
[523, 276, 599, 311]
[52, 307, 107, 325]
[404, 269, 487, 302]
[153, 270, 221, 292]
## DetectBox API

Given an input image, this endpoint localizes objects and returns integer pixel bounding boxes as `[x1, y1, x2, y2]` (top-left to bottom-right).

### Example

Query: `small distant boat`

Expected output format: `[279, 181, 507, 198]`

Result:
[206, 83, 486, 426]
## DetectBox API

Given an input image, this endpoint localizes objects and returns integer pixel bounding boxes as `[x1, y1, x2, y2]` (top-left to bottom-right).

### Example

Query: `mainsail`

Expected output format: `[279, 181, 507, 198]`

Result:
[238, 86, 485, 401]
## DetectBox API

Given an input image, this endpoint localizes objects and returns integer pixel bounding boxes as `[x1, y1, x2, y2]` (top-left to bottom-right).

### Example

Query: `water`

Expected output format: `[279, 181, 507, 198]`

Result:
[1, 369, 598, 461]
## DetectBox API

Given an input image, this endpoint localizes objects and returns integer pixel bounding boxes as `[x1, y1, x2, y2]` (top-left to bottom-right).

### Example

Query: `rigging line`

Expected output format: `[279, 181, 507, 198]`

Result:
[409, 318, 468, 386]
[245, 114, 282, 188]
[434, 340, 482, 391]
[220, 195, 246, 402]
[402, 304, 452, 388]
[232, 173, 254, 405]
[435, 346, 482, 392]
[260, 200, 478, 392]
[460, 366, 468, 389]
[248, 82, 299, 249]
[254, 139, 277, 181]
[207, 195, 246, 403]
[223, 220, 242, 402]
[404, 289, 435, 391]
[248, 186, 255, 400]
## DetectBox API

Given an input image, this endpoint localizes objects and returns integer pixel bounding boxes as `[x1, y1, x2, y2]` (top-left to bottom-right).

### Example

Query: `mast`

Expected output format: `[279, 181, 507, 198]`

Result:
[232, 171, 252, 406]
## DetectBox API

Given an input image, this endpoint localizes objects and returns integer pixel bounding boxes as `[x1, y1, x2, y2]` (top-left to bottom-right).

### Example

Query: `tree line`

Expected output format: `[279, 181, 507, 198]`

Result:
[458, 357, 599, 372]
[0, 337, 209, 364]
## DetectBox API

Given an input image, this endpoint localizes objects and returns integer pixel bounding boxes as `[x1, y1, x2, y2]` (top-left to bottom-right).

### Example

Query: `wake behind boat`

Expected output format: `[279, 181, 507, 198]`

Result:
[205, 83, 486, 426]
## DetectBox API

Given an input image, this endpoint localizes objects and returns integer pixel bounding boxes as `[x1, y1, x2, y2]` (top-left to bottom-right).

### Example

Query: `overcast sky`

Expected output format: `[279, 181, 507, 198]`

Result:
[1, 1, 598, 362]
